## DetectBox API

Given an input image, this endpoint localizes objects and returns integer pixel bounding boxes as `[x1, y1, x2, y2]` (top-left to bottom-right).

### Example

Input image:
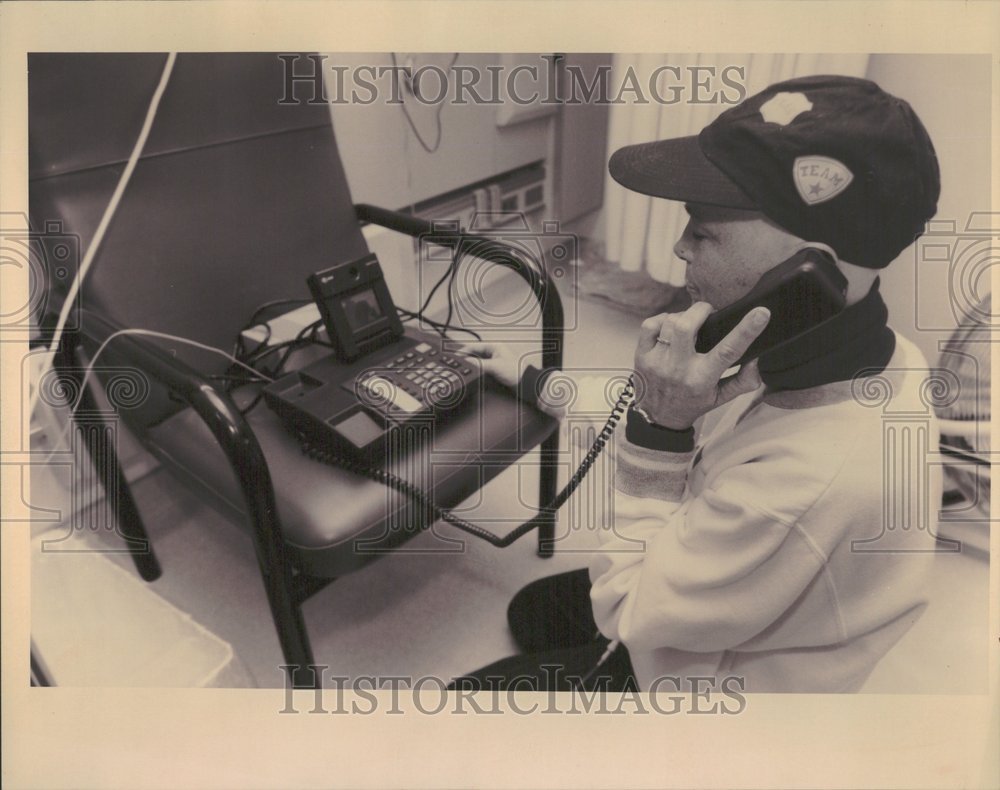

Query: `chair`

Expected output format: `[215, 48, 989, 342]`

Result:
[29, 52, 563, 687]
[935, 293, 991, 553]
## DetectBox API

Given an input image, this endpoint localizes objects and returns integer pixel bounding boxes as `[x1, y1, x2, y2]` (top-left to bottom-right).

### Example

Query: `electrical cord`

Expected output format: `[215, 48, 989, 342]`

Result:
[40, 328, 275, 463]
[416, 247, 458, 317]
[443, 247, 460, 339]
[270, 319, 324, 375]
[390, 52, 459, 154]
[397, 308, 482, 341]
[298, 375, 636, 548]
[232, 297, 314, 364]
[236, 319, 330, 415]
[574, 638, 623, 691]
[246, 298, 313, 329]
[395, 244, 482, 341]
[237, 319, 328, 371]
[30, 52, 178, 420]
[209, 376, 270, 394]
[239, 391, 268, 417]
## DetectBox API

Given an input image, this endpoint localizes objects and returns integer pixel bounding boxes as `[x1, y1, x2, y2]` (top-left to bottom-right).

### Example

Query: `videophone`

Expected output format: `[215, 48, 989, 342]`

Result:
[306, 253, 404, 361]
[263, 254, 482, 460]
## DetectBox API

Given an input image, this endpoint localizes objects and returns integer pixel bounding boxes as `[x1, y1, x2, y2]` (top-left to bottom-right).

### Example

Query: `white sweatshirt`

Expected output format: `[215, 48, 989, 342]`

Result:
[545, 334, 940, 692]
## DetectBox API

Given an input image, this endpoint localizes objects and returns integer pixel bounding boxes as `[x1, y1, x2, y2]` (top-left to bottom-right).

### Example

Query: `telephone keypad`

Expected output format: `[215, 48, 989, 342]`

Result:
[353, 346, 479, 412]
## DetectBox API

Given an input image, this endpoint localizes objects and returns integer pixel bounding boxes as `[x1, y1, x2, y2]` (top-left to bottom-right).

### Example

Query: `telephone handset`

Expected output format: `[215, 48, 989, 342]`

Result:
[695, 247, 847, 365]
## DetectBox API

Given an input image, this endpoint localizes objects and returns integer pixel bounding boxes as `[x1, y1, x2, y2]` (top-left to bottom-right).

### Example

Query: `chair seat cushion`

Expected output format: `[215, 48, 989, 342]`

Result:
[144, 381, 558, 577]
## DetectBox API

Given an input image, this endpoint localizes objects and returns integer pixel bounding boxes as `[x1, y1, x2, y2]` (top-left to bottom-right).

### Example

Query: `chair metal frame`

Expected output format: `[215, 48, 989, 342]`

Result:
[53, 204, 564, 688]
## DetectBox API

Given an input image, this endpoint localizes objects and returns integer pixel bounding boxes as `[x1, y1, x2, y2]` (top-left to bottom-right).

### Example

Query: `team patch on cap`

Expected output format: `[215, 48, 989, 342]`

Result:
[793, 156, 854, 205]
[760, 92, 813, 125]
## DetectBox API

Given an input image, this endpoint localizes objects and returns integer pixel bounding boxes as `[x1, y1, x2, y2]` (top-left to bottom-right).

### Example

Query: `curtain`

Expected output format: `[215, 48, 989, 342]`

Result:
[604, 54, 870, 284]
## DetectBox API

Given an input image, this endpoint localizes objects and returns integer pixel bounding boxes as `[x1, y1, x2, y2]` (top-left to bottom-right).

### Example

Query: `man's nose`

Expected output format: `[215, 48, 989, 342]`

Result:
[673, 237, 691, 263]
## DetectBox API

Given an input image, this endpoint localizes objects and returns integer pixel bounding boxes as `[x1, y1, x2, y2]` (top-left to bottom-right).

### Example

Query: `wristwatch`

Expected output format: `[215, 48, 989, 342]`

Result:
[625, 404, 695, 452]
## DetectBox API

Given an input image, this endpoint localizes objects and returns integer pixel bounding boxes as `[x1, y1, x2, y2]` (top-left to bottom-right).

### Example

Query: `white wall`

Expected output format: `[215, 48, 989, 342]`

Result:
[322, 54, 563, 320]
[866, 54, 993, 365]
[325, 53, 553, 210]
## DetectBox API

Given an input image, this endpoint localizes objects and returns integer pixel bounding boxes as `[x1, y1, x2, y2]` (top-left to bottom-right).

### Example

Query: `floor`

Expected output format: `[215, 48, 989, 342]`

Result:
[29, 258, 991, 693]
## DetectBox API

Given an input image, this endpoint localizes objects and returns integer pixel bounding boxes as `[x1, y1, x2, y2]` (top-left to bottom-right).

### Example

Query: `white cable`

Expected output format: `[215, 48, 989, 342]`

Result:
[592, 639, 620, 671]
[29, 52, 178, 419]
[40, 328, 274, 461]
[572, 637, 621, 692]
[87, 327, 275, 387]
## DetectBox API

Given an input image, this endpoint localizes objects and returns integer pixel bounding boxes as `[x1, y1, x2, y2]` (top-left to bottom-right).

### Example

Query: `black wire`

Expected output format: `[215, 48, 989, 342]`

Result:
[299, 376, 636, 548]
[240, 322, 331, 373]
[228, 297, 313, 392]
[417, 247, 459, 318]
[395, 245, 478, 341]
[233, 297, 310, 358]
[233, 311, 326, 415]
[210, 373, 269, 385]
[238, 326, 319, 417]
[397, 308, 482, 341]
[242, 339, 295, 367]
[268, 319, 325, 378]
[443, 248, 459, 339]
[240, 390, 266, 416]
[390, 52, 459, 154]
[247, 298, 312, 329]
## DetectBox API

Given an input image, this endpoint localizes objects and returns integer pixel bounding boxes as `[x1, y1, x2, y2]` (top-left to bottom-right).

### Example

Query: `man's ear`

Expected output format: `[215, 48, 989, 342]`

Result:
[790, 240, 839, 263]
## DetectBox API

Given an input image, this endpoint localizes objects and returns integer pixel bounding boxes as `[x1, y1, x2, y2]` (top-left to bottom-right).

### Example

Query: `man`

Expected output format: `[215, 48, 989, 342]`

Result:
[456, 75, 942, 693]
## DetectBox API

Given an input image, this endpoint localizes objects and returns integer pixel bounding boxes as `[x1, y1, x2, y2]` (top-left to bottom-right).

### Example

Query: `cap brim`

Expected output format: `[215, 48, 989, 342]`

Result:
[608, 135, 757, 210]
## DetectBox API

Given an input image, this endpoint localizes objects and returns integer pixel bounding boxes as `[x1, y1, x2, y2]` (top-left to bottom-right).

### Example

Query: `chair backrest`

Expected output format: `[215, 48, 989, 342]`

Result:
[29, 53, 370, 386]
[936, 293, 991, 518]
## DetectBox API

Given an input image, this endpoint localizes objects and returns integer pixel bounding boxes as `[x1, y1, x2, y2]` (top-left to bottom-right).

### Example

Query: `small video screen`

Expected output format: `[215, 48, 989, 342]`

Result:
[341, 288, 384, 332]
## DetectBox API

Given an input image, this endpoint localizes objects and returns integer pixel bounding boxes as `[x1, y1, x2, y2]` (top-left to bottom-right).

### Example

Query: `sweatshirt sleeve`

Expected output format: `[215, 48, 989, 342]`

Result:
[589, 439, 829, 653]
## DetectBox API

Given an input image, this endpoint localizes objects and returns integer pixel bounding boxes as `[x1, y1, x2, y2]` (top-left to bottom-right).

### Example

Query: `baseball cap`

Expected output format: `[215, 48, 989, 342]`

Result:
[608, 75, 940, 269]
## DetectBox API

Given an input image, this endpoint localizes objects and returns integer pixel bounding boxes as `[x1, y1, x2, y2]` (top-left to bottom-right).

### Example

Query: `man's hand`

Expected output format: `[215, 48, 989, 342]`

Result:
[462, 342, 522, 389]
[632, 303, 771, 430]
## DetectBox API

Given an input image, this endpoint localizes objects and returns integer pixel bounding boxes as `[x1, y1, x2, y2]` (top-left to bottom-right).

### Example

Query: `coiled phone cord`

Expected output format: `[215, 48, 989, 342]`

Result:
[299, 375, 636, 548]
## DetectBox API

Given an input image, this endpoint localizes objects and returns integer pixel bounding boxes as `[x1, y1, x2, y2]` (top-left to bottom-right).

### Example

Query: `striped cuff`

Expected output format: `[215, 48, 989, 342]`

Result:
[615, 439, 694, 502]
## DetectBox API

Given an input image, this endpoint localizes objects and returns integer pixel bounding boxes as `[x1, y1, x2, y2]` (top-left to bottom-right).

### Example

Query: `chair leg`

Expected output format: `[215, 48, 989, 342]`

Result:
[536, 432, 559, 557]
[55, 341, 162, 581]
[30, 640, 54, 687]
[262, 560, 320, 688]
